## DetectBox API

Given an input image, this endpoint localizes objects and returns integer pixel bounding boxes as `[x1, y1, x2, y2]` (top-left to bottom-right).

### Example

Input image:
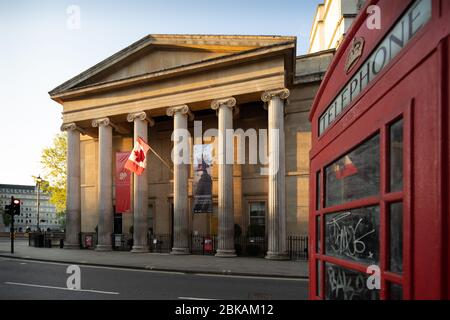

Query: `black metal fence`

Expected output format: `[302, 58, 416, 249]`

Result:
[287, 235, 309, 260]
[28, 232, 65, 248]
[146, 234, 308, 260]
[49, 232, 308, 261]
[148, 234, 172, 253]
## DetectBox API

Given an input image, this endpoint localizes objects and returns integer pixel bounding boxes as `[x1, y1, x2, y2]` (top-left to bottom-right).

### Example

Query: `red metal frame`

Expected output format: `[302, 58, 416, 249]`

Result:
[309, 0, 450, 300]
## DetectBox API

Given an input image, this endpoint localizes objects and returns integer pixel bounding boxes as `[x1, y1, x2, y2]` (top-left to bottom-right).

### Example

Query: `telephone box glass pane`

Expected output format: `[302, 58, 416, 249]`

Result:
[325, 135, 380, 207]
[389, 202, 403, 274]
[325, 263, 380, 300]
[316, 215, 321, 254]
[389, 283, 403, 300]
[316, 260, 321, 297]
[316, 171, 321, 210]
[325, 206, 380, 265]
[390, 119, 404, 192]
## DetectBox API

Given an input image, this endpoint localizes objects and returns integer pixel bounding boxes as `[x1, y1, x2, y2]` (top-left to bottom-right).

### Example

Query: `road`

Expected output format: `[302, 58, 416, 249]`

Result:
[0, 257, 308, 300]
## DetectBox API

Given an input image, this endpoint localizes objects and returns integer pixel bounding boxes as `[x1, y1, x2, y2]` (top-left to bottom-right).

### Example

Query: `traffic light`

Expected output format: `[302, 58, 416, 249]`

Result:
[4, 197, 20, 216]
[12, 198, 20, 216]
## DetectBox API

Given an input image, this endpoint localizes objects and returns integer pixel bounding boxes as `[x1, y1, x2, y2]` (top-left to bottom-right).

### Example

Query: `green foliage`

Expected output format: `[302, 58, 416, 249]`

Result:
[2, 212, 11, 227]
[40, 133, 67, 215]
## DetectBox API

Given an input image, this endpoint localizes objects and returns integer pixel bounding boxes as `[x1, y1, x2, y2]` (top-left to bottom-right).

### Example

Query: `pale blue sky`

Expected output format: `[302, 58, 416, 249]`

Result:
[0, 0, 322, 185]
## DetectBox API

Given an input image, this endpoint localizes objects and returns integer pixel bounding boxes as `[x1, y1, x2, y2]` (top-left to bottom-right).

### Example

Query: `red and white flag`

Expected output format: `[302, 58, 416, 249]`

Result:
[334, 155, 358, 179]
[125, 137, 150, 175]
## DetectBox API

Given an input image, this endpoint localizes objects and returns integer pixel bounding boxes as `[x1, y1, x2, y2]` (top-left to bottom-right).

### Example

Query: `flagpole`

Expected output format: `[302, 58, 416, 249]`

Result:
[148, 145, 174, 174]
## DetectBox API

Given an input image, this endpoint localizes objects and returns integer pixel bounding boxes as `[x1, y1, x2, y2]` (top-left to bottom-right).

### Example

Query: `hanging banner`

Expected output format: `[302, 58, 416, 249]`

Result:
[116, 152, 131, 213]
[193, 144, 213, 213]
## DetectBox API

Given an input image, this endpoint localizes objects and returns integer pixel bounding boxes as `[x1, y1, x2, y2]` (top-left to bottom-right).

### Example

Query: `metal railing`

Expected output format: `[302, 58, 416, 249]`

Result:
[30, 231, 309, 260]
[190, 234, 216, 255]
[148, 234, 172, 253]
[28, 231, 65, 248]
[235, 235, 267, 257]
[287, 235, 308, 260]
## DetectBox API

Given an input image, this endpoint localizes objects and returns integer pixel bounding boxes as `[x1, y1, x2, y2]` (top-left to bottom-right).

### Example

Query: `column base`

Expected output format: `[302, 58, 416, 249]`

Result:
[170, 247, 190, 255]
[95, 244, 112, 251]
[63, 243, 80, 250]
[131, 245, 149, 253]
[265, 251, 289, 260]
[215, 249, 237, 258]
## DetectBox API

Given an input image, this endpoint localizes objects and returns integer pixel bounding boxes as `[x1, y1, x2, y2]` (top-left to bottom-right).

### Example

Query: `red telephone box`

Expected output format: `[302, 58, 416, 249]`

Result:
[309, 0, 449, 300]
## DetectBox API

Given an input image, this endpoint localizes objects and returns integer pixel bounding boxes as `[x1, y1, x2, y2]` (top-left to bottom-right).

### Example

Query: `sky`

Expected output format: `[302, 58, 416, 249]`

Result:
[0, 0, 322, 185]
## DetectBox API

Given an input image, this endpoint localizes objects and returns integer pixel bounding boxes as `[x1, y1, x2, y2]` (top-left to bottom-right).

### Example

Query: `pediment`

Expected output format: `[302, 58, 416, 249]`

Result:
[49, 34, 296, 97]
[77, 46, 231, 87]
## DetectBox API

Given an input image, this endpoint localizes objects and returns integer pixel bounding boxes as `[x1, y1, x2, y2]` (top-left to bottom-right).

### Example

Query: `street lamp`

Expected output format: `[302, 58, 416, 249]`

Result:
[36, 175, 42, 232]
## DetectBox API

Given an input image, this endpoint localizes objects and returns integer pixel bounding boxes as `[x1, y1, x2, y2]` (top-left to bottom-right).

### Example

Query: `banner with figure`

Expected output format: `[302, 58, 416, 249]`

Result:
[193, 144, 213, 213]
[116, 152, 131, 213]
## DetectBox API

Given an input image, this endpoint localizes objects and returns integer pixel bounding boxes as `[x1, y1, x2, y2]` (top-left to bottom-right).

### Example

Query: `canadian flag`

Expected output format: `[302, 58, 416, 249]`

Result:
[334, 155, 358, 179]
[124, 137, 150, 175]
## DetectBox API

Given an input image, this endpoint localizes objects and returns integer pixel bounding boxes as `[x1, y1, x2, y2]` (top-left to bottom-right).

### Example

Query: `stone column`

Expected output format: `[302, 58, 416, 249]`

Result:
[211, 97, 237, 257]
[92, 117, 114, 251]
[167, 105, 193, 255]
[61, 123, 83, 249]
[127, 111, 154, 253]
[261, 89, 290, 260]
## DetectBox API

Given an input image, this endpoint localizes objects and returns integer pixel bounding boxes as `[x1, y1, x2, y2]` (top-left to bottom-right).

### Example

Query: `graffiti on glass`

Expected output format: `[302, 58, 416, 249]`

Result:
[326, 263, 379, 300]
[325, 207, 379, 264]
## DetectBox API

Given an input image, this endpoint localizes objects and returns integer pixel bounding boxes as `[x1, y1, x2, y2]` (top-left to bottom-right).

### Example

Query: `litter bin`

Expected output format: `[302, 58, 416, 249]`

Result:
[59, 239, 64, 248]
[203, 237, 213, 254]
[44, 236, 52, 248]
[34, 234, 44, 248]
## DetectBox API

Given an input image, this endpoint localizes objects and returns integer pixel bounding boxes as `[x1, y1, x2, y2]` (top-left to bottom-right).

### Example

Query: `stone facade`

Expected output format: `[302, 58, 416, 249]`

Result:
[309, 0, 362, 53]
[50, 35, 333, 258]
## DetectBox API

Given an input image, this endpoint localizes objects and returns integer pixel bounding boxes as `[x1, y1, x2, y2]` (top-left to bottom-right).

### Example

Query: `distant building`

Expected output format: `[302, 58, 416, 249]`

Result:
[308, 0, 365, 53]
[0, 184, 61, 232]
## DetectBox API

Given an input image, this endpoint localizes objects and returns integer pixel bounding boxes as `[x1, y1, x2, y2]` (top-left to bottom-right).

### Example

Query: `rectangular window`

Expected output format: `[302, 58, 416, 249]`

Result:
[325, 206, 380, 265]
[389, 203, 403, 274]
[325, 135, 380, 207]
[249, 202, 266, 227]
[390, 119, 403, 192]
[325, 263, 380, 300]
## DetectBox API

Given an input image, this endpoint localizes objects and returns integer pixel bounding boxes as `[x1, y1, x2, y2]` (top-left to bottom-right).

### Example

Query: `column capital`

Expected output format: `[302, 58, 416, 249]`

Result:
[91, 117, 111, 128]
[166, 105, 194, 121]
[127, 111, 155, 127]
[60, 122, 86, 135]
[261, 88, 290, 102]
[211, 97, 236, 111]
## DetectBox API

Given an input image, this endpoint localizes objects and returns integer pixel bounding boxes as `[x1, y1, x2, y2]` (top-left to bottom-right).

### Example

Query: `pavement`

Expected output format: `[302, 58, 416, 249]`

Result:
[0, 239, 308, 279]
[0, 257, 308, 299]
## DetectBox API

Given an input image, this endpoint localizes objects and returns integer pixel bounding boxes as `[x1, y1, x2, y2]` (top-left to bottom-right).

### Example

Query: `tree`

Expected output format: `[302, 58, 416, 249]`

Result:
[1, 207, 11, 227]
[40, 133, 67, 214]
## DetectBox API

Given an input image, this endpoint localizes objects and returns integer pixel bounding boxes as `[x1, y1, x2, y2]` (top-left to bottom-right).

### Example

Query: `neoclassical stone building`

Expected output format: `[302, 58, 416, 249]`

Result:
[50, 35, 333, 259]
